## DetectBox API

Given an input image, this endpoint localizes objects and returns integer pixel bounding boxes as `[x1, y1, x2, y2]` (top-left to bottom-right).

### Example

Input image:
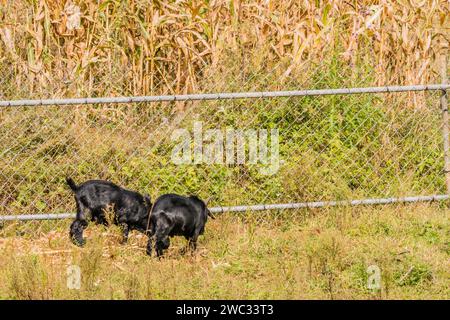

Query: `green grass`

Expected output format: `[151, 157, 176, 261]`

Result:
[0, 203, 448, 299]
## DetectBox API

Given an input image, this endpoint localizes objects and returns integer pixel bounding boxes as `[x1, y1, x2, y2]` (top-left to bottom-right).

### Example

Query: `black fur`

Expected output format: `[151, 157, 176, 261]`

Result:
[66, 177, 151, 246]
[146, 194, 214, 257]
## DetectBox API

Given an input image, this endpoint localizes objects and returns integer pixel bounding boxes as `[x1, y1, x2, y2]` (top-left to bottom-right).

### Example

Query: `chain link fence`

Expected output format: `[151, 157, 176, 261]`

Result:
[0, 60, 449, 223]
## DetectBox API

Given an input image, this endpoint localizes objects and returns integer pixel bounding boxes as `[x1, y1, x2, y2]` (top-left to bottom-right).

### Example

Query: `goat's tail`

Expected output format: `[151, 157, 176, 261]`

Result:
[207, 210, 216, 220]
[66, 177, 78, 192]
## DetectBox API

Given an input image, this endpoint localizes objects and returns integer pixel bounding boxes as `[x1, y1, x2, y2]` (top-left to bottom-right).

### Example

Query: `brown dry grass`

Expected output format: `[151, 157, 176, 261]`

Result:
[0, 203, 448, 299]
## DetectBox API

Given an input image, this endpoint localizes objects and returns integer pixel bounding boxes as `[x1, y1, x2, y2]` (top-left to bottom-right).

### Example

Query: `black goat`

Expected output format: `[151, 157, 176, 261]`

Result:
[66, 177, 151, 246]
[146, 194, 215, 257]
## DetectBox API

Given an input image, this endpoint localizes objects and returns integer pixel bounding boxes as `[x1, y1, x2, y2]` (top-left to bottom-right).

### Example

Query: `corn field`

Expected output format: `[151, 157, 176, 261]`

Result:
[0, 0, 448, 100]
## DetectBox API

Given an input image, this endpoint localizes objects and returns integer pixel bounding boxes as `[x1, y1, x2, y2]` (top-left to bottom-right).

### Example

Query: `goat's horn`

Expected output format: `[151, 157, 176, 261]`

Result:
[204, 197, 213, 206]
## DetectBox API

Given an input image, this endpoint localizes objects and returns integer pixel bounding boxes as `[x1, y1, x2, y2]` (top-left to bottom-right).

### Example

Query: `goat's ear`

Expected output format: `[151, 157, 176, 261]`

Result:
[144, 194, 151, 205]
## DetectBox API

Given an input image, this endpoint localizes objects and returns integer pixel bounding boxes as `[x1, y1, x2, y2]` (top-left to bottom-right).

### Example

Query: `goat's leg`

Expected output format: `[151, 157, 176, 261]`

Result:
[187, 231, 200, 254]
[120, 223, 129, 244]
[188, 238, 198, 252]
[146, 236, 153, 256]
[179, 236, 190, 255]
[70, 199, 88, 246]
[69, 220, 88, 246]
[188, 226, 204, 253]
[114, 207, 131, 244]
[92, 207, 108, 226]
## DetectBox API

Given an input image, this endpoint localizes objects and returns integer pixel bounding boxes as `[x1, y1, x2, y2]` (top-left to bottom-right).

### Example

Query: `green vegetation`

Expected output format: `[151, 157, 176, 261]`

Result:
[0, 57, 444, 215]
[0, 203, 448, 299]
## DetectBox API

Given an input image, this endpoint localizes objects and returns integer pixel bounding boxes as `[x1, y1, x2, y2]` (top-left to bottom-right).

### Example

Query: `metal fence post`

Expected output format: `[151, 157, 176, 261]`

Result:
[440, 55, 450, 194]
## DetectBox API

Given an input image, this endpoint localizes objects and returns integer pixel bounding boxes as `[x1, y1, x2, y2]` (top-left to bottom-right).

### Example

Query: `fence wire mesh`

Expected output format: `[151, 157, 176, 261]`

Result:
[0, 60, 447, 225]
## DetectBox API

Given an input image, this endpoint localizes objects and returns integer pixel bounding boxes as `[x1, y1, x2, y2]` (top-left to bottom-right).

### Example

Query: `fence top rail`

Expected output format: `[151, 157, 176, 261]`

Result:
[1, 84, 449, 107]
